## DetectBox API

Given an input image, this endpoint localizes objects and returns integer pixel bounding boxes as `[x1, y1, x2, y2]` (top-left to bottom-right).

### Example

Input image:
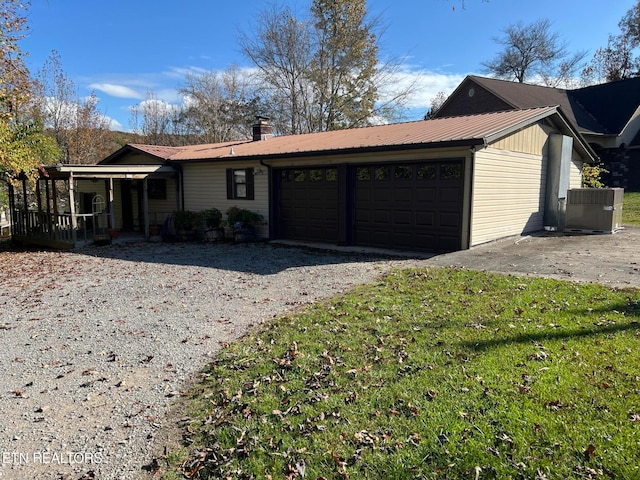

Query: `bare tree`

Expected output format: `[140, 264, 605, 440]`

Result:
[582, 1, 640, 83]
[240, 5, 313, 135]
[240, 0, 417, 134]
[69, 93, 111, 164]
[424, 91, 448, 119]
[178, 65, 261, 143]
[129, 90, 177, 145]
[34, 50, 111, 164]
[482, 18, 587, 86]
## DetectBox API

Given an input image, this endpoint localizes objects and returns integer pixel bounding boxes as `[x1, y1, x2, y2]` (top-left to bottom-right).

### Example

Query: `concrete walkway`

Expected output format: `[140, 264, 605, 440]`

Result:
[424, 227, 640, 288]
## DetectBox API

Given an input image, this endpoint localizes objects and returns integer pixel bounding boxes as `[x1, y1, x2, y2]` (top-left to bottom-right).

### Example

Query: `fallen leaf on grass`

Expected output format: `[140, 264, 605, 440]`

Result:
[584, 443, 596, 460]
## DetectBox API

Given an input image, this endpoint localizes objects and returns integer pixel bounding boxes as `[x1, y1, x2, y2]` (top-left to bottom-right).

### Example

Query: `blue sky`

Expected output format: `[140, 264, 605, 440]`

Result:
[21, 0, 634, 131]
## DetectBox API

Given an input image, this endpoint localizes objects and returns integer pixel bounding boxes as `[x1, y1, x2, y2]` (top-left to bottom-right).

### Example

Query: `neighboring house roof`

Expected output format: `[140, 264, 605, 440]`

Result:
[438, 75, 640, 138]
[103, 107, 595, 164]
[569, 77, 640, 135]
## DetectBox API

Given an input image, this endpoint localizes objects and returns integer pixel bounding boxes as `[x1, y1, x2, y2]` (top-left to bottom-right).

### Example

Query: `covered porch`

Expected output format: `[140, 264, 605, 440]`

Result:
[9, 164, 181, 249]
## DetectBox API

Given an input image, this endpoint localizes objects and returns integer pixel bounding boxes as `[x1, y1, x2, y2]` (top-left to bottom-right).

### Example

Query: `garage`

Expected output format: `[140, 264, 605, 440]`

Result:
[353, 161, 464, 251]
[275, 161, 464, 252]
[277, 167, 340, 242]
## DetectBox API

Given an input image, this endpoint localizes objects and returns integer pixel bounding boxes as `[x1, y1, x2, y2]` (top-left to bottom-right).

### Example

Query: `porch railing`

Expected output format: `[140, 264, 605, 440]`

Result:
[11, 209, 112, 247]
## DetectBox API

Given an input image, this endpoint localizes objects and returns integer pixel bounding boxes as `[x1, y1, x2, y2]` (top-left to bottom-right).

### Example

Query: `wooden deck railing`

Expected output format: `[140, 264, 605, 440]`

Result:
[11, 210, 112, 248]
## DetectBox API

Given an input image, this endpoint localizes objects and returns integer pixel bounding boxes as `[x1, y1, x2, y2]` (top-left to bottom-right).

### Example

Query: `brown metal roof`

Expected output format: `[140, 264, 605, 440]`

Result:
[153, 107, 561, 161]
[128, 144, 186, 159]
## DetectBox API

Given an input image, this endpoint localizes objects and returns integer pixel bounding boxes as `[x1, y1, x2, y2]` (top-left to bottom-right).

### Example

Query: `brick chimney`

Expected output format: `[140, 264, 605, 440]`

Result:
[252, 116, 273, 141]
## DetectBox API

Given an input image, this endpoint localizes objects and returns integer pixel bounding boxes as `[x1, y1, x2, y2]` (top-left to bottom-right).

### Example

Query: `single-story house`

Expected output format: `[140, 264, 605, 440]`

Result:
[434, 75, 640, 191]
[9, 106, 596, 252]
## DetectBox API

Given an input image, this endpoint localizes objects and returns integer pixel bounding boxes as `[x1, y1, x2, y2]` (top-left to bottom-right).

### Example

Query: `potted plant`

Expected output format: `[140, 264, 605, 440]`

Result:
[149, 224, 162, 237]
[225, 206, 264, 242]
[200, 208, 223, 241]
[108, 227, 120, 239]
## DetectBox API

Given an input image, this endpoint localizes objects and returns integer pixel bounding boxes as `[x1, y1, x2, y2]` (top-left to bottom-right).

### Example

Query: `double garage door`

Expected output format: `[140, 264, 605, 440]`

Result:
[277, 161, 464, 251]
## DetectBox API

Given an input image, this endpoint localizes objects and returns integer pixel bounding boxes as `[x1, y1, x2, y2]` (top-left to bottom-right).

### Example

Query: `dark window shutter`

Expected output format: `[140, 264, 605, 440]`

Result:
[226, 169, 233, 199]
[246, 168, 255, 200]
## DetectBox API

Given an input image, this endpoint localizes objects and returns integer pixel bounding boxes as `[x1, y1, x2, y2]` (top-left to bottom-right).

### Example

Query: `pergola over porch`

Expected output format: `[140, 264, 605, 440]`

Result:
[9, 164, 180, 249]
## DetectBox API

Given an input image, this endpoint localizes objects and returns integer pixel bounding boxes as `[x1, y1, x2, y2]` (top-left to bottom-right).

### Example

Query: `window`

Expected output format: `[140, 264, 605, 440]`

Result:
[147, 179, 167, 200]
[417, 164, 436, 180]
[226, 168, 255, 200]
[374, 166, 390, 180]
[309, 169, 323, 181]
[356, 167, 370, 181]
[394, 165, 413, 180]
[441, 163, 462, 179]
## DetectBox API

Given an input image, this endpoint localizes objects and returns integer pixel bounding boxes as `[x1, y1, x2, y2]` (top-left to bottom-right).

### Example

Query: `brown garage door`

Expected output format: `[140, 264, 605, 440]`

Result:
[278, 167, 339, 242]
[354, 161, 464, 251]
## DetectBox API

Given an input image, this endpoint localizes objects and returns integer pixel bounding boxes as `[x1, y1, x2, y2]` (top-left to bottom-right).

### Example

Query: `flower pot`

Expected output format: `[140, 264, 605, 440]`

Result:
[205, 228, 224, 242]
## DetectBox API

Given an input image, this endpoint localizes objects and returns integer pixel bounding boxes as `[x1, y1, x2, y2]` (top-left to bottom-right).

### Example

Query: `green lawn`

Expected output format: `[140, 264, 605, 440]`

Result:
[160, 267, 640, 479]
[623, 192, 640, 226]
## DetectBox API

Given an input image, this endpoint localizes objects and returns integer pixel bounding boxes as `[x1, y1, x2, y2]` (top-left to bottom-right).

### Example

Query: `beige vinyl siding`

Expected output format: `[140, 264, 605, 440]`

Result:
[490, 124, 549, 155]
[75, 180, 106, 213]
[147, 178, 179, 226]
[471, 147, 547, 246]
[113, 152, 165, 165]
[569, 157, 583, 189]
[181, 162, 269, 238]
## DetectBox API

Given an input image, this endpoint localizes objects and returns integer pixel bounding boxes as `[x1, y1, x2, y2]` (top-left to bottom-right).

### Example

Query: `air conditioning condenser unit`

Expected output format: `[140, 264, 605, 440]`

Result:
[564, 188, 624, 234]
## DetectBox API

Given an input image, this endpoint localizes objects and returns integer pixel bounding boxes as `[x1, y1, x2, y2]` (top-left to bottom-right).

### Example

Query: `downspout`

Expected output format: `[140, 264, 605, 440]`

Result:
[168, 161, 184, 211]
[259, 158, 273, 239]
[466, 146, 478, 250]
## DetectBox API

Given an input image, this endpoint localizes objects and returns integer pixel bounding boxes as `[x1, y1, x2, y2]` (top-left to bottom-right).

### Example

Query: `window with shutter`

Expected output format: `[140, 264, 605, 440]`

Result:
[226, 168, 254, 200]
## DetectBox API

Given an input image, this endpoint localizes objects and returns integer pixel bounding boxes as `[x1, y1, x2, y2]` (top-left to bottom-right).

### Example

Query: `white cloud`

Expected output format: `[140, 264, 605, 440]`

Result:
[165, 66, 209, 79]
[381, 70, 468, 111]
[103, 115, 123, 131]
[89, 83, 144, 99]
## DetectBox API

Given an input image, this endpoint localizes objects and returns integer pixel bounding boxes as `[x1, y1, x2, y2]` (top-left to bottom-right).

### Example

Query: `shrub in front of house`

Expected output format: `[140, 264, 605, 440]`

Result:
[224, 206, 264, 241]
[225, 206, 263, 229]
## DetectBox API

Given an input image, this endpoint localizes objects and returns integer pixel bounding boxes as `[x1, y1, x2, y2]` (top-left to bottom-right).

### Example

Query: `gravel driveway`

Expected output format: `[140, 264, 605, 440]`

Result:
[1, 228, 638, 479]
[0, 242, 419, 480]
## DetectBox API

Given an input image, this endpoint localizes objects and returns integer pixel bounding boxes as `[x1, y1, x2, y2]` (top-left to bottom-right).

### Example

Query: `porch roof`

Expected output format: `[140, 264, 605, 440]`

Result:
[44, 164, 176, 180]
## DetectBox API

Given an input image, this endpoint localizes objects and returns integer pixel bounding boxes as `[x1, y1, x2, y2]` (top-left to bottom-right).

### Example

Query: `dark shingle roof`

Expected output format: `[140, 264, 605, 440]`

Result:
[569, 77, 640, 135]
[456, 75, 640, 137]
[467, 76, 607, 134]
